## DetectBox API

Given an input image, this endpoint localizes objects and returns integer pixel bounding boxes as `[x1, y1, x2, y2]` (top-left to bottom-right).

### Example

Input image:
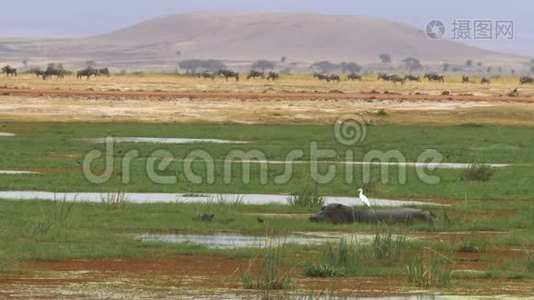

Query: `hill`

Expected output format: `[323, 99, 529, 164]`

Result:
[0, 13, 524, 71]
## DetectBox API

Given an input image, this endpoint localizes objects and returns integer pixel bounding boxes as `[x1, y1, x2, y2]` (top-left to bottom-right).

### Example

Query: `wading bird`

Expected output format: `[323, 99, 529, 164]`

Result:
[357, 188, 371, 207]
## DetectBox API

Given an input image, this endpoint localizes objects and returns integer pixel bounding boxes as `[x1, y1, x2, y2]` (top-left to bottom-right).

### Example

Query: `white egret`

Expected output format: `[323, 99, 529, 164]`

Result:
[357, 188, 371, 207]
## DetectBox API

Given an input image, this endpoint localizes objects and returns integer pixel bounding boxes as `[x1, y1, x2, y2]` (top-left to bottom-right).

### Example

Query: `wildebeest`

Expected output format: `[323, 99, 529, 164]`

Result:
[217, 69, 239, 81]
[29, 68, 45, 77]
[480, 77, 491, 85]
[404, 74, 421, 82]
[377, 73, 404, 84]
[246, 70, 265, 80]
[388, 75, 405, 84]
[313, 72, 330, 81]
[327, 74, 341, 83]
[77, 67, 98, 80]
[42, 67, 65, 80]
[377, 73, 390, 81]
[1, 65, 17, 77]
[424, 73, 445, 83]
[520, 76, 533, 84]
[197, 71, 216, 80]
[96, 68, 110, 77]
[266, 71, 279, 80]
[347, 73, 362, 81]
[462, 75, 470, 84]
[309, 203, 437, 224]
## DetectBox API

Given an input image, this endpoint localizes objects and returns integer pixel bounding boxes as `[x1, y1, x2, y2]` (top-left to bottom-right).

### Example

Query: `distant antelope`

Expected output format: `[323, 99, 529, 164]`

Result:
[246, 70, 265, 80]
[327, 74, 341, 83]
[217, 69, 239, 81]
[462, 75, 470, 84]
[404, 74, 421, 82]
[197, 71, 216, 79]
[97, 68, 110, 77]
[520, 76, 533, 84]
[313, 72, 329, 81]
[347, 73, 362, 81]
[424, 73, 445, 83]
[1, 65, 17, 77]
[42, 67, 65, 80]
[77, 67, 98, 80]
[267, 71, 279, 80]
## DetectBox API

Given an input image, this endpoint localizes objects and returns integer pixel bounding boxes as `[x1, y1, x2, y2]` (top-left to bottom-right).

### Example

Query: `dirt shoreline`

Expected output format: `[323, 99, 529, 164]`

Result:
[1, 86, 534, 103]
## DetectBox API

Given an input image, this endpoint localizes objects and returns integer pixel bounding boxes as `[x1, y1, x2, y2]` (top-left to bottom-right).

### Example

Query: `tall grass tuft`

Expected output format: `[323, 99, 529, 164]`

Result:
[242, 240, 291, 291]
[456, 236, 490, 253]
[101, 187, 128, 210]
[460, 163, 494, 181]
[373, 227, 407, 266]
[303, 238, 363, 277]
[524, 247, 534, 273]
[23, 196, 74, 237]
[287, 181, 325, 208]
[406, 247, 453, 288]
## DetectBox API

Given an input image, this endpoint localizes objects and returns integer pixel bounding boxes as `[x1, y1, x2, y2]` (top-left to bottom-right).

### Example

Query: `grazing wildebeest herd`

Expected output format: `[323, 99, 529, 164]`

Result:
[1, 63, 534, 87]
[1, 65, 111, 80]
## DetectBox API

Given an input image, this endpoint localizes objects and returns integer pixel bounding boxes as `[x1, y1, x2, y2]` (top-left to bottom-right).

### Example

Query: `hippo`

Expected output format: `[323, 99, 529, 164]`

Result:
[309, 204, 437, 224]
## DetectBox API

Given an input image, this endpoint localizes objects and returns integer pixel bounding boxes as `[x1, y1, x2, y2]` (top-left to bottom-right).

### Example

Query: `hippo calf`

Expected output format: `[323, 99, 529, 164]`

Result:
[309, 204, 436, 224]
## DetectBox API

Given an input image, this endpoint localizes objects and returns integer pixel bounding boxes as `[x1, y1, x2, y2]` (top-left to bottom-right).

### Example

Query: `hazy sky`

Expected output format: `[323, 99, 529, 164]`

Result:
[2, 0, 533, 55]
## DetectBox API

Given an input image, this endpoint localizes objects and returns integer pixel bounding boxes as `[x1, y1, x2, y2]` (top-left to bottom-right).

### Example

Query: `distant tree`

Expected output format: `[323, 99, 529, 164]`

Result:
[340, 62, 361, 74]
[486, 66, 492, 73]
[86, 61, 96, 68]
[530, 66, 534, 73]
[401, 57, 423, 72]
[251, 60, 276, 71]
[465, 59, 473, 66]
[511, 69, 515, 75]
[280, 68, 292, 75]
[310, 61, 339, 73]
[22, 59, 28, 69]
[47, 62, 64, 69]
[280, 56, 287, 63]
[379, 54, 391, 63]
[178, 59, 203, 73]
[176, 50, 182, 58]
[442, 63, 450, 72]
[477, 62, 483, 67]
[178, 59, 226, 73]
[202, 59, 226, 71]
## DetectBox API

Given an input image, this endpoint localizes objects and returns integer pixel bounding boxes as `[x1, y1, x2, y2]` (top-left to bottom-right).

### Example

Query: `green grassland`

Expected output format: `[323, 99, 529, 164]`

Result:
[0, 122, 533, 200]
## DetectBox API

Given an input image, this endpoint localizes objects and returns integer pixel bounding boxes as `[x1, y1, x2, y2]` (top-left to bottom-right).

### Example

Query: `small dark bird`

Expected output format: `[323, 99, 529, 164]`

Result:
[195, 213, 214, 222]
[256, 217, 264, 223]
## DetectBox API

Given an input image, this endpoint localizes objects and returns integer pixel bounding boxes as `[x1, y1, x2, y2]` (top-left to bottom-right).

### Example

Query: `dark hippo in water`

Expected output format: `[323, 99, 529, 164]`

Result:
[309, 204, 437, 224]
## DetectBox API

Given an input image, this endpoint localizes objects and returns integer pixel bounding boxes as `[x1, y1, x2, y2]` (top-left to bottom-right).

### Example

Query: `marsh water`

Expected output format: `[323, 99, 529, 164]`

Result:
[0, 191, 442, 206]
[0, 170, 39, 175]
[83, 137, 248, 144]
[133, 232, 382, 249]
